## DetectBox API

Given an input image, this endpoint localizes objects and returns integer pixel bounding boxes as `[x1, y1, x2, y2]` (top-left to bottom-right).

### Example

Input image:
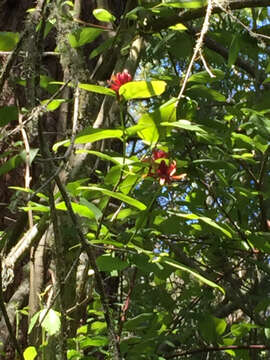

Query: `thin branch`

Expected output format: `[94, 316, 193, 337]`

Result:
[19, 112, 33, 229]
[176, 0, 214, 103]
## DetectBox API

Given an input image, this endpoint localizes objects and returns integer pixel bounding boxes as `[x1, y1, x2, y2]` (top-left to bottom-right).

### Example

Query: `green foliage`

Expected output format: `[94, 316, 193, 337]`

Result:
[0, 31, 19, 50]
[2, 1, 270, 359]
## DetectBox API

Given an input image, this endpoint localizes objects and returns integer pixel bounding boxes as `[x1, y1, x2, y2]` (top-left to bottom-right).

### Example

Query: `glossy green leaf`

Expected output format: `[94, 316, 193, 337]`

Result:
[56, 201, 97, 219]
[79, 83, 116, 96]
[93, 8, 116, 22]
[41, 99, 66, 111]
[23, 346, 37, 360]
[137, 98, 177, 144]
[79, 186, 147, 210]
[161, 120, 206, 133]
[0, 106, 18, 127]
[188, 69, 225, 84]
[68, 27, 102, 48]
[96, 254, 129, 271]
[0, 31, 19, 51]
[119, 81, 167, 100]
[39, 309, 61, 336]
[161, 257, 225, 294]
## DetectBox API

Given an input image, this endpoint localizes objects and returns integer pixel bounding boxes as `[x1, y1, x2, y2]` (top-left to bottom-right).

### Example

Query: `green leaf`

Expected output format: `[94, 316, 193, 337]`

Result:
[93, 8, 116, 22]
[0, 106, 18, 127]
[161, 257, 225, 294]
[161, 120, 206, 133]
[228, 34, 241, 67]
[170, 211, 233, 238]
[28, 311, 41, 334]
[199, 314, 227, 343]
[159, 0, 207, 8]
[124, 313, 154, 331]
[188, 70, 225, 84]
[75, 128, 123, 145]
[53, 128, 123, 151]
[75, 150, 121, 165]
[41, 99, 66, 111]
[80, 335, 108, 347]
[55, 201, 97, 219]
[169, 23, 187, 31]
[138, 98, 177, 144]
[23, 346, 37, 360]
[0, 31, 19, 51]
[186, 84, 226, 102]
[68, 27, 103, 48]
[89, 37, 114, 59]
[96, 254, 129, 271]
[119, 81, 167, 100]
[79, 83, 116, 96]
[0, 149, 39, 177]
[79, 186, 147, 210]
[231, 323, 260, 338]
[39, 309, 61, 336]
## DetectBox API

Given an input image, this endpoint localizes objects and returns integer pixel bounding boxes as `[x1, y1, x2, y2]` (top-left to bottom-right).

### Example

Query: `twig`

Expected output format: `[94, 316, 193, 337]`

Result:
[19, 112, 33, 229]
[176, 0, 214, 104]
[199, 49, 215, 77]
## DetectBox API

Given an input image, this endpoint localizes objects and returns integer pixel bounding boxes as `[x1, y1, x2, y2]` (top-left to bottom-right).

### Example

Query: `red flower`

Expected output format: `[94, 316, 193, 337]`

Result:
[156, 160, 186, 185]
[143, 149, 186, 185]
[152, 149, 168, 160]
[108, 69, 132, 94]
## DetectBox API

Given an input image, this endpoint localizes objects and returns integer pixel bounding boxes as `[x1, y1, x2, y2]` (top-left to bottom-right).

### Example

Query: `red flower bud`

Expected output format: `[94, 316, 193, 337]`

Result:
[108, 69, 132, 94]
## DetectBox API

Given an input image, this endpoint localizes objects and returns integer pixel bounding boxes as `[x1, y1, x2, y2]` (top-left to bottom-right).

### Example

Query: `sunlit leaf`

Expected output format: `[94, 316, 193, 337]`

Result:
[23, 346, 37, 360]
[79, 83, 116, 96]
[68, 27, 103, 48]
[119, 81, 167, 100]
[93, 8, 116, 22]
[39, 309, 61, 336]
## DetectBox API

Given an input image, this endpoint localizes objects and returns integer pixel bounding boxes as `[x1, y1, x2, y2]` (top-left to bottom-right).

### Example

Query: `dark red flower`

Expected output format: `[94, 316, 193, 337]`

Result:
[152, 149, 168, 160]
[156, 160, 186, 185]
[143, 150, 186, 185]
[108, 69, 132, 94]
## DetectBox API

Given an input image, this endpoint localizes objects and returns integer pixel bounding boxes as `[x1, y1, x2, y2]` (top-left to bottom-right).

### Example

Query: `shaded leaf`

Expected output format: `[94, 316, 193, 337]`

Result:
[161, 257, 225, 294]
[79, 186, 147, 210]
[0, 31, 19, 51]
[96, 255, 129, 271]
